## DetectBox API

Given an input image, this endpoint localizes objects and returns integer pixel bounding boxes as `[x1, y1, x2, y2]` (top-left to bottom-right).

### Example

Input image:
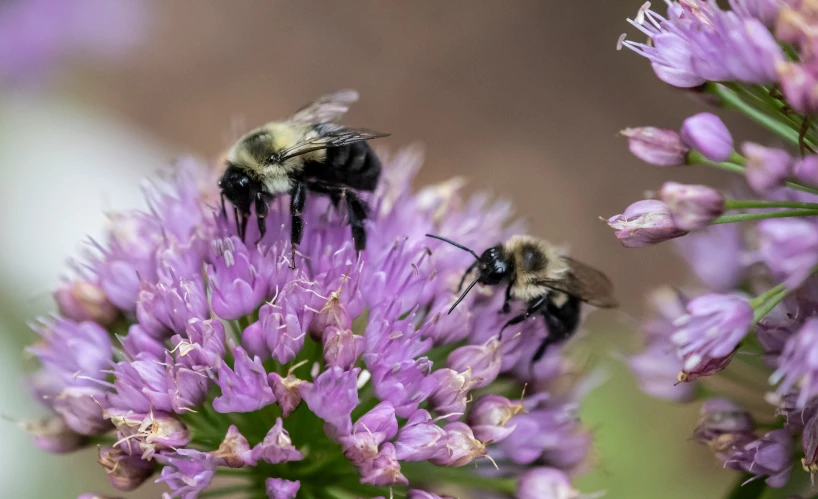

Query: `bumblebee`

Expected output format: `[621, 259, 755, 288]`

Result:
[219, 90, 389, 267]
[426, 234, 618, 365]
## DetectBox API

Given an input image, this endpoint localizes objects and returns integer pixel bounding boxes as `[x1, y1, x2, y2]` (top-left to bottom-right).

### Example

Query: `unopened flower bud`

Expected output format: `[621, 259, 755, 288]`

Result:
[55, 279, 118, 326]
[660, 182, 725, 231]
[23, 416, 87, 454]
[309, 291, 352, 339]
[467, 394, 524, 443]
[446, 337, 502, 389]
[693, 398, 754, 443]
[359, 443, 409, 486]
[214, 425, 253, 468]
[266, 478, 301, 499]
[323, 326, 364, 370]
[98, 446, 155, 491]
[680, 112, 733, 162]
[250, 418, 303, 464]
[621, 127, 688, 166]
[607, 200, 688, 248]
[268, 369, 306, 417]
[429, 422, 489, 467]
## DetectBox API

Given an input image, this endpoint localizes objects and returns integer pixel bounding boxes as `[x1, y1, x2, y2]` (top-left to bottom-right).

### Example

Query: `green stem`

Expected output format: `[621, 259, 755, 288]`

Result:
[708, 82, 801, 147]
[711, 210, 818, 224]
[729, 151, 747, 166]
[725, 199, 818, 210]
[753, 287, 790, 324]
[724, 473, 767, 499]
[728, 83, 807, 137]
[200, 485, 254, 498]
[749, 282, 787, 309]
[690, 151, 818, 196]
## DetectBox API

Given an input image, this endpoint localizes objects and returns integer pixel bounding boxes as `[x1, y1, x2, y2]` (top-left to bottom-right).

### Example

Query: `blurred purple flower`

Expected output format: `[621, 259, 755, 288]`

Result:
[795, 155, 818, 186]
[628, 343, 694, 402]
[0, 0, 148, 85]
[671, 294, 752, 373]
[725, 430, 793, 488]
[517, 467, 599, 499]
[758, 219, 818, 288]
[743, 143, 793, 194]
[772, 319, 818, 407]
[674, 223, 745, 292]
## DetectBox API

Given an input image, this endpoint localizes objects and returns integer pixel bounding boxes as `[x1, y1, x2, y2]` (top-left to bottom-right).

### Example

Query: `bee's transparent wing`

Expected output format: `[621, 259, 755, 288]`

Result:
[288, 90, 360, 125]
[538, 257, 618, 308]
[279, 127, 390, 161]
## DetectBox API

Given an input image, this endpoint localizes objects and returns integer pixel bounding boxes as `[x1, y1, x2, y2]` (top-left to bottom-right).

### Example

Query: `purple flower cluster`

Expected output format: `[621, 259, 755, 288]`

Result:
[19, 149, 599, 498]
[616, 0, 818, 491]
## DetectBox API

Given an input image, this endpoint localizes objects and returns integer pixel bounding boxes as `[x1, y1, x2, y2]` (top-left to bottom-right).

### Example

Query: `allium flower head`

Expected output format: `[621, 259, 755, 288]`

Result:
[18, 147, 599, 498]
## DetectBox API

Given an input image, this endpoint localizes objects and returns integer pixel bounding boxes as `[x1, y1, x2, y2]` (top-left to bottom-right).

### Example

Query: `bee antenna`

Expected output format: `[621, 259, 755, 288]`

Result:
[425, 234, 479, 260]
[449, 277, 479, 314]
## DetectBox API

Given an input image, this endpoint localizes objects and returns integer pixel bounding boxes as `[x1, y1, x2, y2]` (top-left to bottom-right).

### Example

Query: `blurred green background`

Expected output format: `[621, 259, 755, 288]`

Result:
[0, 1, 792, 497]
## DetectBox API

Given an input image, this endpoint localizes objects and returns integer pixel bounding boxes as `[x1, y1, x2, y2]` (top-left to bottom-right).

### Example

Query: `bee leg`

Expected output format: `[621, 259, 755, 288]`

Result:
[456, 261, 478, 292]
[220, 192, 227, 218]
[254, 191, 270, 245]
[289, 181, 306, 269]
[498, 295, 546, 340]
[233, 205, 249, 241]
[500, 280, 514, 314]
[345, 190, 370, 254]
[531, 295, 582, 365]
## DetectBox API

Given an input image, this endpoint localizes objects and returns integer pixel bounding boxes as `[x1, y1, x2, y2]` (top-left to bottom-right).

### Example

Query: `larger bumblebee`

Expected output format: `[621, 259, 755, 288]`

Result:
[219, 90, 389, 266]
[426, 234, 618, 366]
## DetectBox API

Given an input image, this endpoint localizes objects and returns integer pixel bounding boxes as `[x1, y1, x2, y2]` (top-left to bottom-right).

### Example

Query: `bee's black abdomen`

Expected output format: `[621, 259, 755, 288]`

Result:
[305, 141, 381, 191]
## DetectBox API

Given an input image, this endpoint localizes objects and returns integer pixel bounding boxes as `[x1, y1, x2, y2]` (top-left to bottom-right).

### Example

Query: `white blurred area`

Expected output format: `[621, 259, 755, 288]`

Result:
[0, 90, 171, 497]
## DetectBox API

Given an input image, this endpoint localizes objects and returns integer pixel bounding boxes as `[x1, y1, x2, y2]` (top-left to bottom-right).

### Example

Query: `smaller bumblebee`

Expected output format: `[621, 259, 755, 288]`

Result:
[219, 90, 389, 267]
[426, 234, 618, 366]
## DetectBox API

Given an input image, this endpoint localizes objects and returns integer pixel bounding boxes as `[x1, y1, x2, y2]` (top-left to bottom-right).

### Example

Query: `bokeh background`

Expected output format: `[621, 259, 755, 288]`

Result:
[0, 1, 772, 497]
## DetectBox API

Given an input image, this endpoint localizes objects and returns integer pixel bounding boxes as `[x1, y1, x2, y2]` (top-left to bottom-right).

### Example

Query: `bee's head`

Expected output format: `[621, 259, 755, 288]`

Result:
[218, 163, 259, 214]
[477, 245, 512, 285]
[425, 234, 513, 314]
